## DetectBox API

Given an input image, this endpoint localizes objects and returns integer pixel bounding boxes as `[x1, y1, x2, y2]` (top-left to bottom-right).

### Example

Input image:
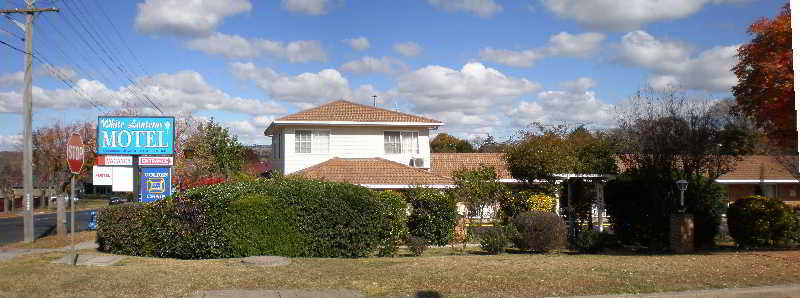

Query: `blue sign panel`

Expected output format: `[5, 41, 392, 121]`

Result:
[140, 167, 171, 202]
[97, 117, 174, 155]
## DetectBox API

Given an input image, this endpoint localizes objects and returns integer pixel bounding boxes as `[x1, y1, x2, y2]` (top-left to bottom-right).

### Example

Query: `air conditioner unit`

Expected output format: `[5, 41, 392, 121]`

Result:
[411, 158, 425, 168]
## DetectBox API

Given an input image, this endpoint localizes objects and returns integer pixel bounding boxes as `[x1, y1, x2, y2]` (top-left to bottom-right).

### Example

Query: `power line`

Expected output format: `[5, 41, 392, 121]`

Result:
[0, 37, 29, 54]
[1, 38, 106, 112]
[59, 0, 163, 114]
[32, 20, 130, 112]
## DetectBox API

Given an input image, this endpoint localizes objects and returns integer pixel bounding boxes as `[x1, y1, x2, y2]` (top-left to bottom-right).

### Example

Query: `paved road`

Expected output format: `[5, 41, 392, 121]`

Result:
[0, 210, 94, 246]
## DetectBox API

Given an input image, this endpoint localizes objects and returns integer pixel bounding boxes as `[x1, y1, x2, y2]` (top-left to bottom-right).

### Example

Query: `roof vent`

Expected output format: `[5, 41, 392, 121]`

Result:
[411, 158, 425, 168]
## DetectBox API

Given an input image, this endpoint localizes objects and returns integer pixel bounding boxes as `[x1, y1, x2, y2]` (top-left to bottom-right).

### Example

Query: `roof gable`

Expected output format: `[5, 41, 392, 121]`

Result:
[275, 100, 441, 123]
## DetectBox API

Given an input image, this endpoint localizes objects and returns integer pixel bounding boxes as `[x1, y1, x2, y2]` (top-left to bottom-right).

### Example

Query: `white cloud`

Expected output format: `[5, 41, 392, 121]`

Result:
[392, 62, 540, 116]
[427, 0, 503, 18]
[560, 77, 596, 93]
[393, 42, 423, 57]
[0, 70, 286, 116]
[342, 37, 370, 51]
[546, 32, 606, 57]
[230, 62, 384, 108]
[619, 30, 739, 92]
[539, 0, 746, 31]
[0, 72, 23, 88]
[480, 32, 605, 67]
[0, 134, 21, 150]
[282, 0, 331, 15]
[135, 0, 252, 37]
[224, 115, 276, 145]
[0, 66, 77, 88]
[340, 56, 408, 75]
[509, 90, 614, 128]
[479, 49, 543, 68]
[186, 33, 327, 62]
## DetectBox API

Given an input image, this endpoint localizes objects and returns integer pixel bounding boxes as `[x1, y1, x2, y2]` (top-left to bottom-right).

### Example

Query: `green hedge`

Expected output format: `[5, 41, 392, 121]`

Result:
[406, 187, 458, 246]
[727, 195, 799, 247]
[96, 177, 408, 259]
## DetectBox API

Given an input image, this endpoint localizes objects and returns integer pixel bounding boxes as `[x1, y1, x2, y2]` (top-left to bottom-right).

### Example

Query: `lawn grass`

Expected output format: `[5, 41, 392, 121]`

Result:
[0, 242, 797, 297]
[0, 231, 96, 251]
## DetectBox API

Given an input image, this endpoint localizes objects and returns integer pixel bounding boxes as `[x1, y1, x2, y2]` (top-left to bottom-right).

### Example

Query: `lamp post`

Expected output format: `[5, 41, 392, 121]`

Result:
[676, 179, 688, 211]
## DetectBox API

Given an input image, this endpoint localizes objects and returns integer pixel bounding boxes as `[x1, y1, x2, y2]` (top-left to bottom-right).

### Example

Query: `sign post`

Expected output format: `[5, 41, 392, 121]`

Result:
[67, 132, 84, 265]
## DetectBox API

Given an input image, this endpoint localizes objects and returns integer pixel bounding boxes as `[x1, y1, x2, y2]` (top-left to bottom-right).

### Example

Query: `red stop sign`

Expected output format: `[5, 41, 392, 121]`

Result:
[67, 132, 84, 175]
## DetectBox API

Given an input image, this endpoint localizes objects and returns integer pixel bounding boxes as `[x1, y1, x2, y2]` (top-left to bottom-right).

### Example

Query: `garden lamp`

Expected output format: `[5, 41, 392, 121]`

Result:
[676, 179, 688, 210]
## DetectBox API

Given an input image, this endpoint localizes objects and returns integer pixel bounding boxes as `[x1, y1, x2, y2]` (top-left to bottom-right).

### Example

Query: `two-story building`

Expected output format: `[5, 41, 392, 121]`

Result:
[265, 100, 456, 189]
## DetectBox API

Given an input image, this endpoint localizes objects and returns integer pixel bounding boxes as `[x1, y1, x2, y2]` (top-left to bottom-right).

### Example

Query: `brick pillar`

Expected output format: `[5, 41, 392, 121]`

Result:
[670, 213, 694, 253]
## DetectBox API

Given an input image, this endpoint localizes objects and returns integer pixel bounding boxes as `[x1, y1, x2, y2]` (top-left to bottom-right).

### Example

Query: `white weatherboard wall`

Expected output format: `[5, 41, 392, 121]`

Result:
[276, 125, 432, 174]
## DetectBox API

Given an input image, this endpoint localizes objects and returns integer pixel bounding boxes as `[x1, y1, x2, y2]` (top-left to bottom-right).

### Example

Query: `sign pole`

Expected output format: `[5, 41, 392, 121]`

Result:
[70, 174, 76, 265]
[66, 131, 84, 265]
[133, 156, 139, 202]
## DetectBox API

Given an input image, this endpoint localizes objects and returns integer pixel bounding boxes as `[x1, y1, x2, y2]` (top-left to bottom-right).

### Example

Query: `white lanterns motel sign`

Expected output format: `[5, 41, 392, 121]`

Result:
[100, 124, 170, 149]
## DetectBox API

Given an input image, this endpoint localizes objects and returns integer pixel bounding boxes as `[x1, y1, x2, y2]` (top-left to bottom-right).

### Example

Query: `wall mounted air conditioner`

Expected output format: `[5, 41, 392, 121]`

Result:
[411, 158, 425, 168]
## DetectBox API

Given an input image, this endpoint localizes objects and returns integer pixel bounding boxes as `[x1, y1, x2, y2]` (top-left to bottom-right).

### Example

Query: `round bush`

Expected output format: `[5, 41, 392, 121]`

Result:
[479, 226, 509, 254]
[510, 211, 566, 252]
[727, 195, 800, 247]
[97, 177, 408, 259]
[407, 188, 458, 246]
[406, 235, 427, 256]
[575, 230, 603, 253]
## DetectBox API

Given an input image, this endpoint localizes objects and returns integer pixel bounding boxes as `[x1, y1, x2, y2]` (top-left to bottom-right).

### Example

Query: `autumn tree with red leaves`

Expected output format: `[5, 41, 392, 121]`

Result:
[732, 3, 795, 150]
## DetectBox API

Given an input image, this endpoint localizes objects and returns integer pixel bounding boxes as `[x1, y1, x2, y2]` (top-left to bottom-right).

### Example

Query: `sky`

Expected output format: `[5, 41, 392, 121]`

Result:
[0, 0, 787, 149]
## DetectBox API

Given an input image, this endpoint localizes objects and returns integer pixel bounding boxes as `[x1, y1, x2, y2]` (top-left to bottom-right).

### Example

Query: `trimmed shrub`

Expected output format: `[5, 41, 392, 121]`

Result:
[375, 191, 409, 257]
[406, 235, 427, 256]
[223, 195, 307, 257]
[727, 195, 800, 247]
[407, 187, 458, 246]
[511, 211, 566, 252]
[479, 227, 508, 254]
[97, 177, 408, 259]
[96, 203, 153, 256]
[575, 230, 604, 253]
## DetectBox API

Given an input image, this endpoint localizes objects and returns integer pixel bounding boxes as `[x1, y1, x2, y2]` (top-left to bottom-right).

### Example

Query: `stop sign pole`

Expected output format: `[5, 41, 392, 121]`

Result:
[67, 132, 84, 265]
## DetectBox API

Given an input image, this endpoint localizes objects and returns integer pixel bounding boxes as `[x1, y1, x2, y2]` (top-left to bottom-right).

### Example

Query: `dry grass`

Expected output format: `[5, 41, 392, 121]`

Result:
[0, 231, 96, 251]
[0, 244, 798, 297]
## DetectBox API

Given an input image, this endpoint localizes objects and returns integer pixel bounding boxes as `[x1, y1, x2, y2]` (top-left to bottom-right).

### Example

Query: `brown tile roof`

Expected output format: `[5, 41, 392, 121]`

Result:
[718, 155, 798, 181]
[276, 100, 442, 123]
[293, 157, 453, 186]
[430, 153, 513, 179]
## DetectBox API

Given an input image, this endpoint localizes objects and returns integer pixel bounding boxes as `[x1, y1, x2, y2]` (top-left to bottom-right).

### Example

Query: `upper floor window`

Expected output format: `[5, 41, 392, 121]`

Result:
[384, 131, 418, 154]
[295, 130, 329, 153]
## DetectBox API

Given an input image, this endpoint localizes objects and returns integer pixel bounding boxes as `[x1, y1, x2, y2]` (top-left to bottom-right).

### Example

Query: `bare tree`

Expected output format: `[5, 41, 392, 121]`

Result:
[615, 88, 746, 182]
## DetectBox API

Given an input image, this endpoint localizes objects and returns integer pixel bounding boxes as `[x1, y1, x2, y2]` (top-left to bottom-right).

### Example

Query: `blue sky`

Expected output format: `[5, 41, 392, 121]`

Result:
[0, 0, 786, 148]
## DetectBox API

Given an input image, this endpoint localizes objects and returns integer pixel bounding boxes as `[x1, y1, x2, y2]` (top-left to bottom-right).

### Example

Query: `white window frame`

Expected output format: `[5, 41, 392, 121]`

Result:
[383, 130, 419, 155]
[294, 129, 331, 154]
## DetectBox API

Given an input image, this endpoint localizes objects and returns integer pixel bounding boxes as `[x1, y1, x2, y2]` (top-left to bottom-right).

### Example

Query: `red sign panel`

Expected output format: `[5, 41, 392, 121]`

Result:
[96, 155, 133, 166]
[67, 132, 84, 175]
[139, 156, 173, 166]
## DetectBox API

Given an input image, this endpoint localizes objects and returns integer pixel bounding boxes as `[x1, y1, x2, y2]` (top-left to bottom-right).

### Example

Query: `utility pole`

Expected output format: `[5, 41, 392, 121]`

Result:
[0, 1, 58, 243]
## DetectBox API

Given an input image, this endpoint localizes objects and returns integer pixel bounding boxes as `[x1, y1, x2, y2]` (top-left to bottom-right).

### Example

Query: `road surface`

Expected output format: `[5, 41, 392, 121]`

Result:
[0, 210, 94, 246]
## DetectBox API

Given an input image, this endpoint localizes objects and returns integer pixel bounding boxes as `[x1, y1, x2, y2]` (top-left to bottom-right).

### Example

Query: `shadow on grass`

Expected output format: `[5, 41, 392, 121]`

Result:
[414, 290, 442, 298]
